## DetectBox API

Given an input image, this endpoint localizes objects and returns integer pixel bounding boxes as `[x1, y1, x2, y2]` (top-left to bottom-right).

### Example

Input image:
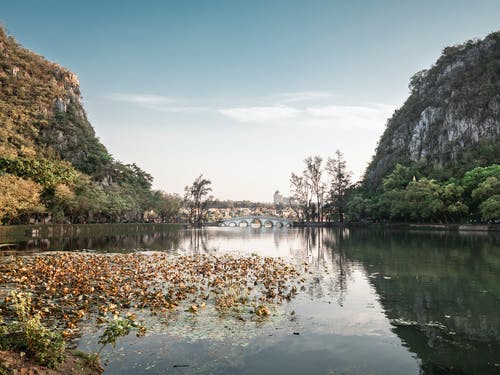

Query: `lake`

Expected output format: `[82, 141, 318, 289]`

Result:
[1, 224, 499, 374]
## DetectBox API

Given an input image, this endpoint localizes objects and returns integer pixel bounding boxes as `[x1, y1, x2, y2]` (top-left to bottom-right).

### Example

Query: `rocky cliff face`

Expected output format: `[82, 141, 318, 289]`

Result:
[0, 26, 111, 177]
[364, 31, 499, 187]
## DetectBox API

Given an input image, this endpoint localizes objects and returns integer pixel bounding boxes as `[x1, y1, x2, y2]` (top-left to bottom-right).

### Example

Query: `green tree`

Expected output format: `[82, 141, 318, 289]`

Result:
[49, 183, 77, 223]
[462, 165, 499, 191]
[69, 178, 106, 223]
[153, 191, 182, 222]
[385, 189, 407, 221]
[0, 157, 78, 188]
[326, 150, 352, 223]
[404, 178, 444, 222]
[382, 164, 415, 191]
[289, 172, 312, 222]
[345, 190, 379, 222]
[304, 156, 324, 222]
[104, 185, 136, 223]
[184, 175, 213, 225]
[471, 176, 499, 202]
[0, 174, 45, 224]
[462, 165, 500, 218]
[440, 181, 468, 223]
[472, 176, 500, 221]
[479, 195, 500, 221]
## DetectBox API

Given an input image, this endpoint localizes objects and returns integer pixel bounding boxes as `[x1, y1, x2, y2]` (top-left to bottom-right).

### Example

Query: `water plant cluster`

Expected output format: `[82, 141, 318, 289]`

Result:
[0, 252, 303, 338]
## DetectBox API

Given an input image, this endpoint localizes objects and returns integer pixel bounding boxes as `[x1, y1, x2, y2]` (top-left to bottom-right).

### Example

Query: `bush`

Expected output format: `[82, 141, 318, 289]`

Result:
[2, 292, 66, 369]
[22, 312, 66, 368]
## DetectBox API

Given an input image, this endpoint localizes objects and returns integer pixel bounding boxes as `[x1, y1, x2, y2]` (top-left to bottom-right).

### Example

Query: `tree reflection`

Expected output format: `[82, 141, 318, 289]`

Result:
[295, 227, 353, 306]
[345, 229, 500, 375]
[188, 227, 210, 254]
[0, 224, 182, 253]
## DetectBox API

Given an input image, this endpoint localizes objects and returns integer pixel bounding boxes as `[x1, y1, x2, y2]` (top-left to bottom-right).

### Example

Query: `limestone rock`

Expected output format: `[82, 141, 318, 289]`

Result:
[364, 31, 500, 186]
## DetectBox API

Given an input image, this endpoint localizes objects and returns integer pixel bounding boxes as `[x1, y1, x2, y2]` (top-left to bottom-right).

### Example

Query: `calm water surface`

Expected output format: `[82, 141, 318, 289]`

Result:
[1, 225, 499, 374]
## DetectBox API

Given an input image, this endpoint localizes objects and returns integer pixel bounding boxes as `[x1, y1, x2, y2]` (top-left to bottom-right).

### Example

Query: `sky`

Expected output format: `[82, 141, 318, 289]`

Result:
[1, 1, 499, 201]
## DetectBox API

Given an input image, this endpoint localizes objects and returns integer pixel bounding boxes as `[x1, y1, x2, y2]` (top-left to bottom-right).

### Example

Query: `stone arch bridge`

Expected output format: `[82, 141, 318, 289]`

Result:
[219, 216, 293, 228]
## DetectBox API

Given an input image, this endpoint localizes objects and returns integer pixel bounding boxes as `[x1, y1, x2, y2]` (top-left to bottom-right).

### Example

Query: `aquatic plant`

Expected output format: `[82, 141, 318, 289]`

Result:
[83, 314, 146, 372]
[0, 252, 303, 338]
[97, 315, 145, 354]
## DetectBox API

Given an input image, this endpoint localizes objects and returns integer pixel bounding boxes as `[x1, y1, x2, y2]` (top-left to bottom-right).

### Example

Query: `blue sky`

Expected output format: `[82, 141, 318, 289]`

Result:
[2, 1, 499, 201]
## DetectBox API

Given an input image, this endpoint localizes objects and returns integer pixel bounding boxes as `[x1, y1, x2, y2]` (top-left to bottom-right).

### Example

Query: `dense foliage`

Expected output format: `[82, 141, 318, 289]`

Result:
[346, 164, 499, 223]
[287, 152, 498, 224]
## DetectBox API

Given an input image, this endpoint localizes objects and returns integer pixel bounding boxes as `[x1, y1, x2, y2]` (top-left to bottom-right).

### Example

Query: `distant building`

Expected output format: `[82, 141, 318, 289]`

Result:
[273, 190, 283, 205]
[273, 190, 291, 205]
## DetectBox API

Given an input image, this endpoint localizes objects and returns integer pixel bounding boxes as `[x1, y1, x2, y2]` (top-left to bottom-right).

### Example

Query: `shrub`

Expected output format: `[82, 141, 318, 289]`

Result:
[3, 292, 66, 369]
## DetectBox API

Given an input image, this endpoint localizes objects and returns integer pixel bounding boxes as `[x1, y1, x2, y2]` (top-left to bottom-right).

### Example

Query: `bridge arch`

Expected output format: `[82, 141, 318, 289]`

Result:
[250, 218, 262, 228]
[219, 216, 293, 228]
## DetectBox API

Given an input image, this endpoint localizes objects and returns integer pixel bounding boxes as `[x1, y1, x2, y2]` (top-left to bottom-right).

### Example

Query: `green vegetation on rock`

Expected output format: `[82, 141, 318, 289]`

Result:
[364, 31, 499, 188]
[344, 31, 500, 224]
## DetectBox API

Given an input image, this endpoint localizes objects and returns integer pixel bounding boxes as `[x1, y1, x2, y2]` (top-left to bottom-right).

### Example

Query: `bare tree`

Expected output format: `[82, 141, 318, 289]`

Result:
[290, 172, 311, 222]
[184, 175, 212, 226]
[326, 150, 352, 223]
[304, 156, 324, 222]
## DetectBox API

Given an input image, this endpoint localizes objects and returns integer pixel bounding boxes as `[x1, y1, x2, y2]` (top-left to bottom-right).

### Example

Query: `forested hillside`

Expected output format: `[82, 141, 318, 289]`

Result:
[0, 27, 180, 224]
[364, 31, 499, 186]
[347, 32, 500, 223]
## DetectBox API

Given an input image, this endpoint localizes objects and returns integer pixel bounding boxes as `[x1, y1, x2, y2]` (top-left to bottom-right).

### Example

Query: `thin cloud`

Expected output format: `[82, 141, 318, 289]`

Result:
[303, 104, 396, 129]
[306, 104, 394, 120]
[154, 105, 210, 113]
[107, 92, 396, 127]
[218, 106, 301, 123]
[273, 91, 336, 104]
[219, 103, 396, 129]
[107, 93, 177, 105]
[107, 93, 208, 113]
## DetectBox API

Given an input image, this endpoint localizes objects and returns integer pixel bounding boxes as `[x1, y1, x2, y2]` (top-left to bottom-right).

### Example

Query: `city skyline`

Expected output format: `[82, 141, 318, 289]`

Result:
[1, 1, 499, 201]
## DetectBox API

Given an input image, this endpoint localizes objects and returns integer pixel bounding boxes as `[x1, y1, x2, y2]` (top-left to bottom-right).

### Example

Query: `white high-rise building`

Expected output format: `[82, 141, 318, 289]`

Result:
[273, 190, 283, 205]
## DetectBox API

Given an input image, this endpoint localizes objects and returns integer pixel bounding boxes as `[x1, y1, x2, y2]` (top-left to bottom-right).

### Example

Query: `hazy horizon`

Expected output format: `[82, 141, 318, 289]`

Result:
[2, 0, 499, 201]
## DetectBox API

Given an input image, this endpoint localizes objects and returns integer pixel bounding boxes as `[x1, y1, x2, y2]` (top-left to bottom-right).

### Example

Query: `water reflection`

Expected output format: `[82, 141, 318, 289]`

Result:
[345, 229, 500, 374]
[0, 224, 183, 254]
[1, 225, 499, 374]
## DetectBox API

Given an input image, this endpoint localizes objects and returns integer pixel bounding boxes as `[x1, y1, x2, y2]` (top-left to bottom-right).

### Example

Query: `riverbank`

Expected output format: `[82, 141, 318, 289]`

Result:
[360, 223, 500, 232]
[0, 223, 182, 242]
[0, 349, 102, 375]
[292, 222, 500, 232]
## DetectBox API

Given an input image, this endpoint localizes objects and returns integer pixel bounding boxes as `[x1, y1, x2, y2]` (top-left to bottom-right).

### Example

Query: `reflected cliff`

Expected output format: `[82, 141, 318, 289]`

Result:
[339, 229, 500, 374]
